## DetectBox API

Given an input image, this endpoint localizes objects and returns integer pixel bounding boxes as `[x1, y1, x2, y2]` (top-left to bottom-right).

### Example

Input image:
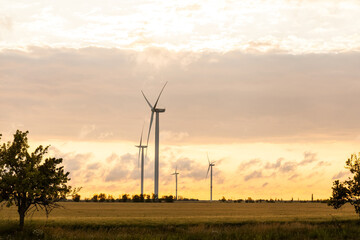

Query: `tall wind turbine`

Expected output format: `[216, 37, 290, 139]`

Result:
[135, 125, 147, 196]
[142, 82, 167, 199]
[206, 154, 216, 202]
[171, 166, 179, 200]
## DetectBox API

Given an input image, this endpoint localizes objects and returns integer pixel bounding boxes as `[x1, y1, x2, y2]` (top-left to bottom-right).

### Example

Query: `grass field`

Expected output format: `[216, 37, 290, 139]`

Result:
[1, 202, 359, 239]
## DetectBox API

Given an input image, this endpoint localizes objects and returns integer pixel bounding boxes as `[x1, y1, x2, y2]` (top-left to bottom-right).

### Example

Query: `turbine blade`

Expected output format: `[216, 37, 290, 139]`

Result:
[142, 91, 153, 109]
[207, 153, 210, 165]
[146, 112, 154, 146]
[153, 82, 168, 109]
[206, 165, 210, 178]
[140, 122, 145, 146]
[175, 165, 177, 173]
[138, 147, 141, 168]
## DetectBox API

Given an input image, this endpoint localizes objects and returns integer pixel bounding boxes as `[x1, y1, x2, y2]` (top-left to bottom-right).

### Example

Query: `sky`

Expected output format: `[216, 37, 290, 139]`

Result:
[1, 0, 360, 200]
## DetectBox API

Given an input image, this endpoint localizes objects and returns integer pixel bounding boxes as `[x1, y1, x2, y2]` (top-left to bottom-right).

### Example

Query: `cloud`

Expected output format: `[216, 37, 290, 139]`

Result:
[332, 170, 350, 180]
[0, 16, 12, 31]
[171, 157, 207, 180]
[50, 147, 93, 173]
[1, 47, 360, 144]
[265, 158, 283, 169]
[160, 131, 189, 142]
[79, 125, 96, 139]
[238, 159, 262, 171]
[244, 170, 263, 181]
[317, 161, 331, 167]
[299, 152, 317, 166]
[87, 162, 101, 170]
[280, 161, 297, 173]
[288, 174, 299, 181]
[104, 153, 138, 182]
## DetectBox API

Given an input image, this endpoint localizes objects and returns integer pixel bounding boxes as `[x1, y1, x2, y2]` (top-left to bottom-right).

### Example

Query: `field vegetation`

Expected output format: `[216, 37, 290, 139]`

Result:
[1, 202, 359, 239]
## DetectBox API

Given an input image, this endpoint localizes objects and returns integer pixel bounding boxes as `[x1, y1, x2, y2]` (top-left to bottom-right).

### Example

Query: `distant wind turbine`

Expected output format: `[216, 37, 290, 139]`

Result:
[206, 154, 216, 202]
[135, 125, 147, 196]
[142, 82, 167, 200]
[171, 166, 179, 200]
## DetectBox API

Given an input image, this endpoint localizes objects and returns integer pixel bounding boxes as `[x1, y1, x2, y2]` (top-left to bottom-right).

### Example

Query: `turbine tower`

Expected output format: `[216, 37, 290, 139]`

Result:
[142, 82, 167, 200]
[135, 125, 147, 196]
[206, 154, 216, 202]
[171, 166, 179, 200]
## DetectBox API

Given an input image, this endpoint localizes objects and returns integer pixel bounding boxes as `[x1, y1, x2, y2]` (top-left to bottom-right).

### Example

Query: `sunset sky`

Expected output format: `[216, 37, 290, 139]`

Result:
[1, 0, 360, 200]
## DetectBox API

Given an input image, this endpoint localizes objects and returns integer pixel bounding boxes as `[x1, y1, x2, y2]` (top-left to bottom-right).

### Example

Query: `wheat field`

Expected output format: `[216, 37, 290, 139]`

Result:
[1, 202, 359, 239]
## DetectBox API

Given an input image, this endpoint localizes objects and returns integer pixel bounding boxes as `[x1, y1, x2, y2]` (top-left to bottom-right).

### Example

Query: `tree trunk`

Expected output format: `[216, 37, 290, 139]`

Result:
[19, 210, 25, 230]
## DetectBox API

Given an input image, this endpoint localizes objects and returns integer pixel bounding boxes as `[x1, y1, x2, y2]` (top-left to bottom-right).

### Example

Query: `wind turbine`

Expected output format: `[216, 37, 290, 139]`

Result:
[206, 154, 216, 202]
[142, 82, 167, 200]
[171, 166, 179, 200]
[135, 125, 147, 196]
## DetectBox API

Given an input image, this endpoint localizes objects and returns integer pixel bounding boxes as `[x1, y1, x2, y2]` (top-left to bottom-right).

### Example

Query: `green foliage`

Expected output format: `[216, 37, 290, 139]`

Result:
[329, 153, 360, 215]
[0, 130, 75, 229]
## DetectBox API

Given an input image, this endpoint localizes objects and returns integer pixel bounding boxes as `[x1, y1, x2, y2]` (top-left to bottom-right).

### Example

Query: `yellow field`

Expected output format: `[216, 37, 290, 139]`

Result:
[1, 202, 357, 224]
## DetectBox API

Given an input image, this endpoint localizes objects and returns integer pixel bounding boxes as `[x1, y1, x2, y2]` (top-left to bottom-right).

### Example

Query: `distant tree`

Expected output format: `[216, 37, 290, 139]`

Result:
[84, 198, 91, 202]
[151, 193, 157, 202]
[72, 194, 81, 202]
[328, 153, 360, 215]
[162, 195, 174, 203]
[98, 193, 106, 202]
[91, 194, 98, 202]
[220, 196, 226, 202]
[107, 195, 115, 202]
[0, 130, 77, 229]
[121, 194, 129, 202]
[132, 194, 141, 202]
[145, 194, 151, 202]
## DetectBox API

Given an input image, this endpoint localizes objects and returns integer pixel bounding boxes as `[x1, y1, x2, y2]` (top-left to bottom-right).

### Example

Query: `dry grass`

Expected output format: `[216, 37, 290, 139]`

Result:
[1, 201, 357, 223]
[1, 202, 359, 239]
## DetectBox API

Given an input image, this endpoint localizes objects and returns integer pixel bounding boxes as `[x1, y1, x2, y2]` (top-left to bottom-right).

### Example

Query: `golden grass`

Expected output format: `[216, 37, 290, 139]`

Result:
[1, 202, 357, 224]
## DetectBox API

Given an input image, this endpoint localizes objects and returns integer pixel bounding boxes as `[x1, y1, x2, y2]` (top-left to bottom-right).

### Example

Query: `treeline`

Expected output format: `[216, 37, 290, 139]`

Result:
[72, 193, 199, 203]
[219, 196, 329, 203]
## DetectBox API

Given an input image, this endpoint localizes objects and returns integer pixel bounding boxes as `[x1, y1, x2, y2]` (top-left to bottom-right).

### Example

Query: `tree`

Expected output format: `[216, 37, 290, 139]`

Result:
[98, 193, 106, 202]
[121, 194, 129, 202]
[106, 195, 115, 202]
[132, 194, 141, 202]
[0, 130, 76, 229]
[328, 153, 360, 215]
[162, 195, 174, 203]
[91, 194, 98, 202]
[72, 194, 81, 202]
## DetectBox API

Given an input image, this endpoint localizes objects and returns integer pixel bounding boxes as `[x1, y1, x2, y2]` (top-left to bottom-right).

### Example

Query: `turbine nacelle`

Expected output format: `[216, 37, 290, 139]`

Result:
[135, 145, 148, 148]
[153, 108, 166, 113]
